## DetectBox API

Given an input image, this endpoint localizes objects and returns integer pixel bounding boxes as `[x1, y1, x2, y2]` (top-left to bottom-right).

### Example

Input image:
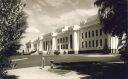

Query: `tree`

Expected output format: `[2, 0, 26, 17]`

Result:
[94, 0, 128, 61]
[0, 0, 27, 77]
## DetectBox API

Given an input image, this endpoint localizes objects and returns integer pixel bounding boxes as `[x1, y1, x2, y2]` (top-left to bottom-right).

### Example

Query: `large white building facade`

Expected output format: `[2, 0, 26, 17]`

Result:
[25, 14, 119, 55]
[79, 15, 118, 54]
[55, 25, 80, 54]
[41, 33, 56, 55]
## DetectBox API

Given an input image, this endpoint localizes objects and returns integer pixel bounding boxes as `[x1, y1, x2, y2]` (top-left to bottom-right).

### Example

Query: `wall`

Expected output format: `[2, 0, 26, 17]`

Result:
[79, 23, 109, 54]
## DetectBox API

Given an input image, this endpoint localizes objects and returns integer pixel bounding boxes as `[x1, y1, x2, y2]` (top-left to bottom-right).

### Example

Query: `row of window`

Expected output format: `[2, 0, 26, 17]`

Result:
[43, 41, 48, 50]
[82, 29, 104, 39]
[43, 40, 52, 50]
[82, 39, 107, 48]
[57, 35, 73, 49]
[57, 37, 68, 44]
[57, 44, 68, 49]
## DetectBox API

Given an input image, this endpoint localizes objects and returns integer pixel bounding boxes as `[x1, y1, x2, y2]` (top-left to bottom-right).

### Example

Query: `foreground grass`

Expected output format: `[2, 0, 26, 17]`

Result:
[10, 55, 128, 79]
[1, 75, 18, 79]
[56, 62, 128, 79]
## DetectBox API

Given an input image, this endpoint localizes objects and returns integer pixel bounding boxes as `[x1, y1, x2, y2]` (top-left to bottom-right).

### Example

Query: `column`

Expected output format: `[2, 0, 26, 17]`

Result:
[108, 35, 112, 53]
[39, 40, 43, 52]
[52, 33, 57, 54]
[37, 41, 40, 54]
[115, 36, 119, 53]
[30, 42, 34, 52]
[52, 37, 57, 50]
[73, 30, 79, 54]
[111, 37, 112, 53]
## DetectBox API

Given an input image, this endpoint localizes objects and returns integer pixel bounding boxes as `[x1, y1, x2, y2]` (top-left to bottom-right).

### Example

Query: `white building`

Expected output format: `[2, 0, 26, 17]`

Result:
[41, 32, 57, 55]
[25, 41, 34, 54]
[25, 14, 119, 55]
[55, 25, 80, 54]
[79, 14, 118, 54]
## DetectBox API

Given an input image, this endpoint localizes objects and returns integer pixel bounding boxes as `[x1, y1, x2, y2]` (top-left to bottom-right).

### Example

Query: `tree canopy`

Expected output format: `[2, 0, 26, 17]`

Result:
[0, 0, 27, 77]
[94, 0, 127, 37]
[94, 0, 128, 62]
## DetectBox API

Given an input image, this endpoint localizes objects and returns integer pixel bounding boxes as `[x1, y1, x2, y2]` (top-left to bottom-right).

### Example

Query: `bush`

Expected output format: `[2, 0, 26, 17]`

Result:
[54, 50, 60, 55]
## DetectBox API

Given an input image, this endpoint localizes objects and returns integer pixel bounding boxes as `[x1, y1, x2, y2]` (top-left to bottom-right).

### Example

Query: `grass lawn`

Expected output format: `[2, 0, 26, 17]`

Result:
[10, 54, 127, 79]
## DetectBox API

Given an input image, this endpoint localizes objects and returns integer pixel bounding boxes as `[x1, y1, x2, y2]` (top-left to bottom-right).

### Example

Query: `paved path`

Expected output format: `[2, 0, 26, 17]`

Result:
[8, 66, 86, 79]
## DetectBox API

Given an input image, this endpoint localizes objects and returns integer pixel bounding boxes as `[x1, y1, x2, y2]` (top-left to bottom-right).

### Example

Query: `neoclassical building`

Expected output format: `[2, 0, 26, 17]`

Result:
[55, 25, 80, 54]
[41, 33, 57, 55]
[79, 15, 118, 54]
[25, 14, 119, 55]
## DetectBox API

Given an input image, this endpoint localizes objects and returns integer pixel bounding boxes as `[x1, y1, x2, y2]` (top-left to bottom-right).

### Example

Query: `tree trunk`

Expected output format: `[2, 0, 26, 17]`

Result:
[122, 33, 128, 63]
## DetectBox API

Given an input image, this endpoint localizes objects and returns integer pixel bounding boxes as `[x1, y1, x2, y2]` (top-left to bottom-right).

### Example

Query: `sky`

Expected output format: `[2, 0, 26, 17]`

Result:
[21, 0, 98, 45]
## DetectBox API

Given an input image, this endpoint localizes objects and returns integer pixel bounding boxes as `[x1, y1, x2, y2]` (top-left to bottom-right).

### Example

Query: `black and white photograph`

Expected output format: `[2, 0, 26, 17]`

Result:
[0, 0, 128, 79]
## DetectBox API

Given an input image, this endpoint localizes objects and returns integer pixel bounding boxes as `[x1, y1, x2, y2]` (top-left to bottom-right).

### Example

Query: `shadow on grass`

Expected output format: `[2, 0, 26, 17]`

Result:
[55, 62, 128, 79]
[2, 75, 19, 79]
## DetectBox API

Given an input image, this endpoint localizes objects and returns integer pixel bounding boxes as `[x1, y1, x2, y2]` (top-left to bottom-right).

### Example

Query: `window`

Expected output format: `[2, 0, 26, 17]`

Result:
[85, 41, 87, 48]
[43, 42, 45, 50]
[57, 39, 59, 43]
[63, 45, 65, 49]
[61, 45, 63, 49]
[85, 32, 87, 38]
[92, 31, 94, 37]
[66, 44, 68, 49]
[82, 33, 84, 39]
[60, 38, 62, 43]
[66, 37, 68, 42]
[92, 40, 94, 47]
[70, 35, 73, 49]
[64, 37, 66, 43]
[46, 41, 48, 50]
[44, 42, 46, 50]
[96, 40, 98, 47]
[63, 38, 65, 43]
[100, 29, 102, 36]
[100, 39, 102, 46]
[82, 42, 84, 48]
[89, 41, 91, 47]
[96, 30, 98, 36]
[62, 45, 63, 49]
[89, 31, 91, 38]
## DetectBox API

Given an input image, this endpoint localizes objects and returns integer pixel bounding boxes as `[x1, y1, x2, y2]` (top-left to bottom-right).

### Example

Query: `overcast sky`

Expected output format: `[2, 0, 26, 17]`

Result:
[21, 0, 98, 45]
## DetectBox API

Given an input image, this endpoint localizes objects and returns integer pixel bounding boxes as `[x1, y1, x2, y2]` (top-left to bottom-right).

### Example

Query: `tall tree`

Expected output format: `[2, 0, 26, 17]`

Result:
[0, 0, 27, 77]
[94, 0, 128, 61]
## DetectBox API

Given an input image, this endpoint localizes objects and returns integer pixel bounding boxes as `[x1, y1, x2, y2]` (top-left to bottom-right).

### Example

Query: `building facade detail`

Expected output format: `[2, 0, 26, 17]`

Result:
[25, 14, 119, 55]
